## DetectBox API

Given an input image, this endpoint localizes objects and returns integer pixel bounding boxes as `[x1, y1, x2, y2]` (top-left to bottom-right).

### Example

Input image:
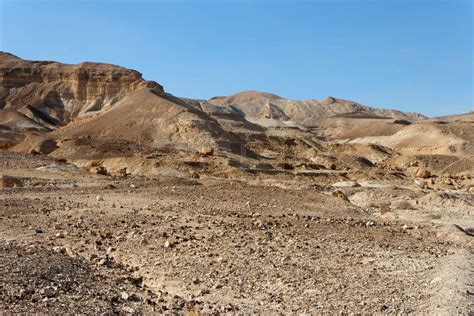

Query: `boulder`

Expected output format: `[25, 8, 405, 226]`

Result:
[34, 139, 58, 155]
[89, 166, 108, 175]
[115, 167, 128, 177]
[331, 190, 350, 202]
[0, 175, 23, 188]
[37, 139, 58, 154]
[415, 168, 431, 179]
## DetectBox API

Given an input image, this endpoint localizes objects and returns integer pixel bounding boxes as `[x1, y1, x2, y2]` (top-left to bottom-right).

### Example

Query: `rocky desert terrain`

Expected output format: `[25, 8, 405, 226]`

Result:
[0, 52, 473, 314]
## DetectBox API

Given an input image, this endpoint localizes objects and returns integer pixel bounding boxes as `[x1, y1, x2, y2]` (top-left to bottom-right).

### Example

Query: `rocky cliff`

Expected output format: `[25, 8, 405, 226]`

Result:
[0, 52, 163, 127]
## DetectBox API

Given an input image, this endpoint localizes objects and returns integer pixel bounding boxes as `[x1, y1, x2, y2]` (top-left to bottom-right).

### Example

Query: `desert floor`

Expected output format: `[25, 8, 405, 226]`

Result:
[0, 150, 472, 314]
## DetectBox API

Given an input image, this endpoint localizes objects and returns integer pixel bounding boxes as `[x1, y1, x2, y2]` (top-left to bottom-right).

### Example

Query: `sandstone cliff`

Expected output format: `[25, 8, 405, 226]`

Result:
[0, 52, 163, 128]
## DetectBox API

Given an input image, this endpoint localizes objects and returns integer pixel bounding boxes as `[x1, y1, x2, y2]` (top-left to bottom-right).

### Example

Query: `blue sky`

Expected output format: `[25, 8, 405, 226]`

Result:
[0, 0, 472, 117]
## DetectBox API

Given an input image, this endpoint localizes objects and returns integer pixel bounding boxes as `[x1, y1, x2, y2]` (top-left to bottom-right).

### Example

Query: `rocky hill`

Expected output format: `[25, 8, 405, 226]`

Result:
[0, 52, 162, 127]
[206, 91, 426, 127]
[1, 52, 473, 178]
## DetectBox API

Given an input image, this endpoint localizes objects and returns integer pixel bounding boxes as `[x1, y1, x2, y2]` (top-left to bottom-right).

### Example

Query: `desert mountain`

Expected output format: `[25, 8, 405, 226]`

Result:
[1, 52, 473, 178]
[206, 91, 426, 128]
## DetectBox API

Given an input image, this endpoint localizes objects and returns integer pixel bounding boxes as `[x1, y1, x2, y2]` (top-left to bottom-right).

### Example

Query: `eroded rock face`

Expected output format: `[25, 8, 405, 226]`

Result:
[0, 52, 163, 127]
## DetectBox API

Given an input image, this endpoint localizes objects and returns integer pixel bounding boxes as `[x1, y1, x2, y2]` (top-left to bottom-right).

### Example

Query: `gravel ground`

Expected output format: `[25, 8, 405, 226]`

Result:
[0, 151, 472, 314]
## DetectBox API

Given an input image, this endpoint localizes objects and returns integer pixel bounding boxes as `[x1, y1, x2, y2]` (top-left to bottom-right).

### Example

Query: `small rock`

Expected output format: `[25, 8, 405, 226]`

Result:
[52, 246, 65, 253]
[415, 168, 431, 179]
[106, 246, 114, 255]
[115, 167, 128, 177]
[414, 179, 426, 188]
[65, 247, 76, 258]
[122, 306, 134, 313]
[199, 146, 214, 156]
[40, 287, 55, 298]
[90, 166, 108, 175]
[331, 190, 349, 201]
[199, 288, 210, 296]
[331, 181, 360, 188]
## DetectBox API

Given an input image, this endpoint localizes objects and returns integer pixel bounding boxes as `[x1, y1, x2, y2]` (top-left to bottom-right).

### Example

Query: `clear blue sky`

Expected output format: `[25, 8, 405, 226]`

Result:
[1, 0, 472, 117]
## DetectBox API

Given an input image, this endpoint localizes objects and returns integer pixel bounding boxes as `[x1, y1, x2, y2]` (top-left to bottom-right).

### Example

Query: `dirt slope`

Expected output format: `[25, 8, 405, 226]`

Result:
[14, 89, 248, 160]
[350, 121, 474, 156]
